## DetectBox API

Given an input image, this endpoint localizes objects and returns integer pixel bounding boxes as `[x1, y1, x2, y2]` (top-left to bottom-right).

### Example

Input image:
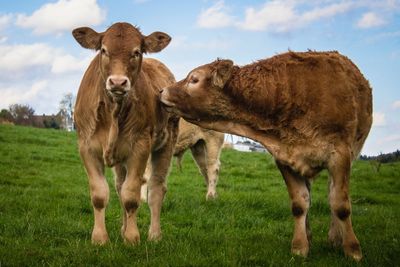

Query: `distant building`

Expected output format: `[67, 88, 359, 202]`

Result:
[232, 140, 267, 153]
[32, 113, 63, 129]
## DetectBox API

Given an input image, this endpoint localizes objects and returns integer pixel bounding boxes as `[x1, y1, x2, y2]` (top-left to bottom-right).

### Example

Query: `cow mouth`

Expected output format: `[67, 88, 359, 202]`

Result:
[108, 89, 128, 98]
[160, 97, 175, 108]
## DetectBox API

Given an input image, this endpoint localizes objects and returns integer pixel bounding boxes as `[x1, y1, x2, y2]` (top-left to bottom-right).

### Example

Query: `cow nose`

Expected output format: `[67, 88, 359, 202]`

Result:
[106, 75, 131, 93]
[109, 77, 128, 87]
[159, 88, 164, 93]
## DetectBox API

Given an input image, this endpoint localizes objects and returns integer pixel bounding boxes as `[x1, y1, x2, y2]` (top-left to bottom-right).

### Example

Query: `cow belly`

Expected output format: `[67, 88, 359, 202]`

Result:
[272, 140, 333, 178]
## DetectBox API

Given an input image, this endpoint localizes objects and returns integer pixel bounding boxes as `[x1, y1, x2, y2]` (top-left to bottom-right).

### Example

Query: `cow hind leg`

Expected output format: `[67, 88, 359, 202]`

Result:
[327, 175, 342, 248]
[204, 140, 223, 200]
[327, 147, 362, 261]
[140, 160, 152, 203]
[190, 140, 213, 199]
[276, 161, 311, 257]
[80, 147, 110, 245]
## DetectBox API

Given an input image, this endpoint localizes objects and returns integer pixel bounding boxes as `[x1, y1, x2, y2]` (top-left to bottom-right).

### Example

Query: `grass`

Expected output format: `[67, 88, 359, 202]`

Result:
[0, 124, 399, 266]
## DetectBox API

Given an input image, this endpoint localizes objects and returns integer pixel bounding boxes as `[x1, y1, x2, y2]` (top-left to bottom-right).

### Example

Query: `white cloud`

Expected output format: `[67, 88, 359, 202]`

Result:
[0, 43, 57, 72]
[0, 43, 92, 75]
[239, 1, 352, 32]
[198, 1, 354, 32]
[0, 36, 7, 43]
[197, 0, 235, 28]
[0, 14, 12, 31]
[357, 12, 386, 28]
[239, 1, 296, 32]
[0, 80, 48, 109]
[15, 0, 106, 35]
[373, 112, 386, 127]
[392, 100, 400, 109]
[301, 2, 353, 23]
[51, 53, 92, 74]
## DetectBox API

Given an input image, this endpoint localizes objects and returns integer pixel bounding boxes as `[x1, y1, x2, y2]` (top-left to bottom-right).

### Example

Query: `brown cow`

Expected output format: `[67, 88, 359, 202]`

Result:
[72, 22, 179, 245]
[141, 119, 225, 201]
[160, 51, 372, 261]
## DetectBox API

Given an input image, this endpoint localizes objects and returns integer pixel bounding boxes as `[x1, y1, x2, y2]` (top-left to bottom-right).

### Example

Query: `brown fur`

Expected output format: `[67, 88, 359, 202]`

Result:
[161, 51, 372, 261]
[73, 22, 178, 245]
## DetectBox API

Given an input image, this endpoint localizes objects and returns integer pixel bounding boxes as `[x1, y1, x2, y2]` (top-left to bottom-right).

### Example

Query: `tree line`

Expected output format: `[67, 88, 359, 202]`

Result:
[0, 93, 75, 131]
[359, 150, 400, 163]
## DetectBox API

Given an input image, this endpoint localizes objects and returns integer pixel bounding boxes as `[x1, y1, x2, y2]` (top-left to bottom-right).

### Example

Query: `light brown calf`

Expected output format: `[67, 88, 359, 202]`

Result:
[73, 22, 178, 245]
[160, 51, 372, 261]
[141, 119, 224, 201]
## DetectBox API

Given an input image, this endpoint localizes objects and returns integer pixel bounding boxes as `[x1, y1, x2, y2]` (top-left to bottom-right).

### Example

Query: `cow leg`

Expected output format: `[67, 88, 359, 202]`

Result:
[148, 143, 175, 241]
[327, 175, 342, 248]
[80, 146, 109, 245]
[140, 159, 152, 203]
[190, 141, 211, 199]
[113, 163, 127, 237]
[204, 140, 222, 200]
[276, 161, 311, 257]
[121, 138, 151, 245]
[327, 147, 362, 261]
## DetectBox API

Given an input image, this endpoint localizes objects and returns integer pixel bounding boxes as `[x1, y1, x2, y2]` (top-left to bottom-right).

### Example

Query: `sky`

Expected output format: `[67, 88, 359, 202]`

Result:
[0, 0, 399, 155]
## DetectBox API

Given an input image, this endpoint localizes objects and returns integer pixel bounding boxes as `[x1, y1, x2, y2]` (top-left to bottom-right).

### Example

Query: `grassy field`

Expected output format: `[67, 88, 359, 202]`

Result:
[0, 124, 399, 266]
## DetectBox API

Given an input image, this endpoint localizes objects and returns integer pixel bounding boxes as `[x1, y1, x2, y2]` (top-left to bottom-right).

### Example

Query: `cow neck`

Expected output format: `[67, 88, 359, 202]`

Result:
[215, 67, 285, 156]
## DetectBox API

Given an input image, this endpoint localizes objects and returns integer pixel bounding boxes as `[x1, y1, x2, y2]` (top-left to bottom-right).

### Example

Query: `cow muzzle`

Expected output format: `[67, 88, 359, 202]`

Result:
[106, 75, 131, 98]
[159, 88, 175, 108]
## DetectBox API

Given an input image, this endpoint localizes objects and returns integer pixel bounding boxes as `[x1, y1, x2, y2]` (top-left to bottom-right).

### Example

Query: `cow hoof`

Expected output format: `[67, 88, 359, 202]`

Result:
[91, 230, 109, 245]
[344, 242, 362, 262]
[121, 228, 140, 245]
[206, 191, 218, 200]
[124, 232, 140, 245]
[148, 230, 162, 242]
[291, 240, 309, 257]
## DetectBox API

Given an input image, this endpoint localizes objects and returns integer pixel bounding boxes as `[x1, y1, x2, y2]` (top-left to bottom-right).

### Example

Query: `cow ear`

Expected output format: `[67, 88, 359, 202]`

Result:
[72, 27, 103, 50]
[212, 60, 234, 88]
[143, 31, 171, 53]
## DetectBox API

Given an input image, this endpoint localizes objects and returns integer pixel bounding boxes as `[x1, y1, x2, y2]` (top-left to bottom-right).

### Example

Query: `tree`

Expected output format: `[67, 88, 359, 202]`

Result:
[8, 104, 35, 126]
[0, 109, 13, 122]
[59, 93, 75, 131]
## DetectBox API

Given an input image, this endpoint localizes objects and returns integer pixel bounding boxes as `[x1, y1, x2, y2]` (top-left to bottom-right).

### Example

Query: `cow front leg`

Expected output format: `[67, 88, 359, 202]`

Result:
[121, 138, 151, 245]
[80, 146, 110, 245]
[328, 147, 362, 261]
[276, 161, 311, 257]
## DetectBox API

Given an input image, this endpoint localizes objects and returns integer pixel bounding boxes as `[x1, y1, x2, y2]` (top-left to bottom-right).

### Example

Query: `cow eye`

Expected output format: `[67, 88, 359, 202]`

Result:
[101, 48, 108, 56]
[190, 77, 199, 84]
[132, 50, 141, 59]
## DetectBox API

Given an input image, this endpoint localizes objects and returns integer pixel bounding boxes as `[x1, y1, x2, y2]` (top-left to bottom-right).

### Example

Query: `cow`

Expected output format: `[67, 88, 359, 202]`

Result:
[160, 51, 372, 261]
[141, 119, 225, 201]
[72, 22, 179, 245]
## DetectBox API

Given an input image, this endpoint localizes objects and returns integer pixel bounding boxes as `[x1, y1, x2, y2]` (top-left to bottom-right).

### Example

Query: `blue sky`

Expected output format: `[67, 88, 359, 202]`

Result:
[0, 0, 399, 155]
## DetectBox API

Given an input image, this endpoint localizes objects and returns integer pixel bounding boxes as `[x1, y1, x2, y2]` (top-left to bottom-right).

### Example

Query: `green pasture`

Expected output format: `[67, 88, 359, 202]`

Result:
[0, 125, 399, 266]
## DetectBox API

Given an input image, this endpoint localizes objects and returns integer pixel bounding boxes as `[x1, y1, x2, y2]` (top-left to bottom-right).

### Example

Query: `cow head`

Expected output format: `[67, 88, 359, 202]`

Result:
[72, 22, 171, 100]
[160, 59, 234, 120]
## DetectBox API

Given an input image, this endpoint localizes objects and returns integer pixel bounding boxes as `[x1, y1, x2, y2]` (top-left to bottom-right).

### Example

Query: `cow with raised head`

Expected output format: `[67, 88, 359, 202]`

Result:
[72, 22, 178, 245]
[160, 51, 372, 261]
